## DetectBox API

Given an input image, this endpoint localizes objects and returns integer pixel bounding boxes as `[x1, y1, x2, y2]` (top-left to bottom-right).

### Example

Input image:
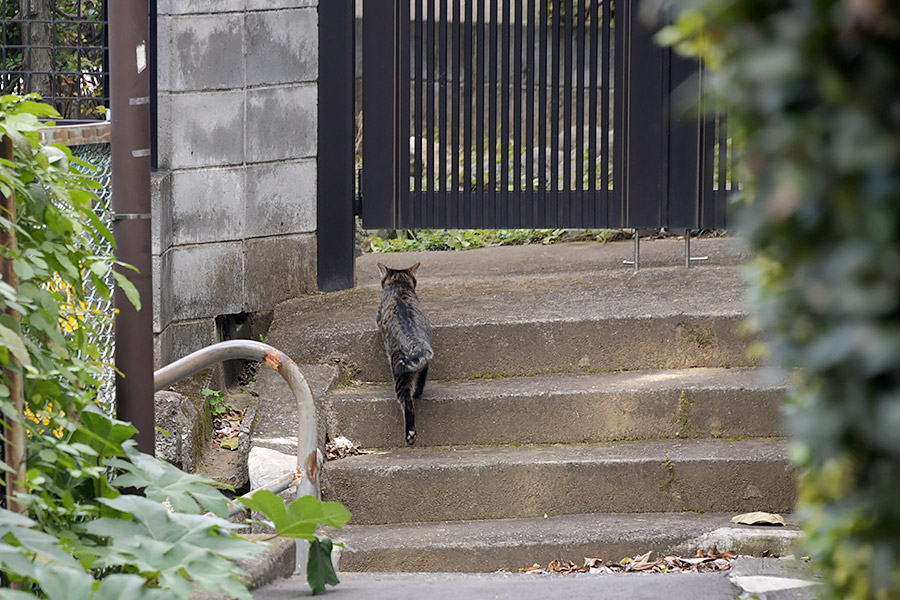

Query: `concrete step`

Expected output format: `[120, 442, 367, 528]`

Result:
[329, 512, 801, 573]
[323, 367, 788, 448]
[254, 570, 745, 599]
[265, 248, 754, 383]
[321, 439, 795, 525]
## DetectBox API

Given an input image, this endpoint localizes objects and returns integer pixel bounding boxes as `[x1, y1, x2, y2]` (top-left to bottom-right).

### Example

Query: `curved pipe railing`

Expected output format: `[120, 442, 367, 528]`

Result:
[154, 340, 320, 507]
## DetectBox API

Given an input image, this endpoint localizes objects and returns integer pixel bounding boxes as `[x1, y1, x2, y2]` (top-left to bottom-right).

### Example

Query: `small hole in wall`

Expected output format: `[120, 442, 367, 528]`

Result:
[215, 311, 274, 387]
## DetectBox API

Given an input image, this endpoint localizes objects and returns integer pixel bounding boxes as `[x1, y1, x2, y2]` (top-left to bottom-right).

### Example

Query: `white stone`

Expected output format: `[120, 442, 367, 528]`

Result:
[731, 575, 818, 594]
[248, 445, 298, 491]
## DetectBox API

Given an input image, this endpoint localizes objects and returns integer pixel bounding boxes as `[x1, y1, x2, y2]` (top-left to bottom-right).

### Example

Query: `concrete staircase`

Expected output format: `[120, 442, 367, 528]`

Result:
[251, 238, 798, 573]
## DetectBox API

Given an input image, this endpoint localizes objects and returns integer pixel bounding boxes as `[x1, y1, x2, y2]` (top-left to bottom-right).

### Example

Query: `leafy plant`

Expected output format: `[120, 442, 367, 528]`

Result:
[368, 228, 601, 253]
[657, 1, 900, 597]
[201, 387, 231, 417]
[239, 490, 352, 596]
[0, 94, 267, 598]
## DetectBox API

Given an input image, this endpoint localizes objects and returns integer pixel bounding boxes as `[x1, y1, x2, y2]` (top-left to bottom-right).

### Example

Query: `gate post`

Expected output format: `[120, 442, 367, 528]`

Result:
[318, 0, 357, 291]
[618, 0, 704, 231]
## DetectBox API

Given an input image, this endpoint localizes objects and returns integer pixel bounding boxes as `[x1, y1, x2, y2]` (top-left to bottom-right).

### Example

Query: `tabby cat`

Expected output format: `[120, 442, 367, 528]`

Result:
[376, 262, 434, 446]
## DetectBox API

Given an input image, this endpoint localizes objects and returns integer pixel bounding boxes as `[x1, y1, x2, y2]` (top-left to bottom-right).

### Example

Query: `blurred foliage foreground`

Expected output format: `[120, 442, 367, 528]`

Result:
[0, 95, 348, 598]
[659, 0, 900, 597]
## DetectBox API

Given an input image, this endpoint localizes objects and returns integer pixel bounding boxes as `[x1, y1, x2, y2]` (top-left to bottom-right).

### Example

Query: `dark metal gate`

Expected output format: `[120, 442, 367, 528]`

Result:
[359, 0, 733, 231]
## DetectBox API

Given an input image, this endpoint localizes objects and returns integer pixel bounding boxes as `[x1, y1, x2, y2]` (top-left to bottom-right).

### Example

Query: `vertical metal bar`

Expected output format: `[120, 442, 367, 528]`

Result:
[415, 0, 424, 223]
[700, 113, 716, 228]
[610, 0, 624, 227]
[562, 0, 572, 225]
[538, 0, 548, 224]
[439, 0, 448, 221]
[635, 232, 640, 271]
[476, 0, 485, 223]
[717, 113, 727, 228]
[452, 0, 461, 225]
[575, 0, 585, 225]
[667, 45, 703, 231]
[109, 0, 154, 453]
[685, 228, 709, 267]
[427, 0, 435, 222]
[525, 0, 535, 228]
[549, 0, 560, 226]
[318, 0, 356, 291]
[487, 0, 498, 226]
[512, 0, 523, 226]
[399, 0, 412, 227]
[1, 135, 25, 514]
[102, 0, 111, 117]
[622, 230, 640, 270]
[463, 0, 473, 228]
[50, 14, 57, 112]
[499, 0, 510, 225]
[588, 0, 599, 223]
[362, 0, 398, 228]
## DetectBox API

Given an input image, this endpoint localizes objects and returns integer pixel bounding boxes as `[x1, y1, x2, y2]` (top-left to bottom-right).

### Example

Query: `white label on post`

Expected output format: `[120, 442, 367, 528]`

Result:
[136, 41, 147, 74]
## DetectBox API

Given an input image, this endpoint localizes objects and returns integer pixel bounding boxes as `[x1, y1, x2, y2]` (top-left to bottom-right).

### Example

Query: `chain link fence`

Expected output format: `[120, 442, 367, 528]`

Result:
[70, 142, 115, 409]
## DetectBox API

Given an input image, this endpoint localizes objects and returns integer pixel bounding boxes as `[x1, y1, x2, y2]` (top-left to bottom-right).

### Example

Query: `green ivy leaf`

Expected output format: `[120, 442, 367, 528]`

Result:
[0, 322, 32, 368]
[238, 491, 351, 541]
[31, 564, 94, 600]
[13, 100, 59, 118]
[307, 536, 340, 596]
[70, 406, 137, 459]
[111, 270, 141, 311]
[83, 495, 261, 600]
[111, 447, 230, 518]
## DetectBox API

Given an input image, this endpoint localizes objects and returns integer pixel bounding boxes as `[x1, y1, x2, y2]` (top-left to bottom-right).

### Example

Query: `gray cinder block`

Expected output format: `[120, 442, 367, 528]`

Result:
[246, 85, 317, 163]
[245, 159, 316, 238]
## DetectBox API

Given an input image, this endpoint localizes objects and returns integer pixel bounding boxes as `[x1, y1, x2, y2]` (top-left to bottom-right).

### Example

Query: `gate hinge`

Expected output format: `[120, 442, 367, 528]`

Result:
[354, 168, 362, 217]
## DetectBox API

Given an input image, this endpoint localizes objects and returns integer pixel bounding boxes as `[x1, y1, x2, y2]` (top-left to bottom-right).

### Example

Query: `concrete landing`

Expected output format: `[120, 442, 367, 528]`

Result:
[324, 367, 788, 448]
[329, 512, 801, 573]
[322, 439, 795, 524]
[254, 570, 743, 599]
[253, 556, 819, 599]
[263, 238, 754, 382]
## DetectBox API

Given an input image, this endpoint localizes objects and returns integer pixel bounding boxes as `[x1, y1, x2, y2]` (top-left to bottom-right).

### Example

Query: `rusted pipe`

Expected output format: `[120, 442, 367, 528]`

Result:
[154, 340, 320, 499]
[0, 134, 25, 514]
[109, 0, 154, 453]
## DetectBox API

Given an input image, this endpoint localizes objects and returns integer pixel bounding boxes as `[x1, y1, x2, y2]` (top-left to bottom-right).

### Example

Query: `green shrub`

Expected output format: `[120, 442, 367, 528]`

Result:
[658, 1, 900, 597]
[0, 95, 349, 597]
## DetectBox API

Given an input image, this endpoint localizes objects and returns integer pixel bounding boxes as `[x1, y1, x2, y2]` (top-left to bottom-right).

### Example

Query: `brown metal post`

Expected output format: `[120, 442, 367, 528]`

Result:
[0, 135, 25, 513]
[109, 1, 154, 453]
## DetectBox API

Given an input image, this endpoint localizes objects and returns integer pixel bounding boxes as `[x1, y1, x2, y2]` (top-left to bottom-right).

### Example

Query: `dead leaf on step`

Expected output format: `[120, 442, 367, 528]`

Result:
[325, 436, 373, 461]
[522, 546, 738, 575]
[627, 551, 659, 572]
[731, 511, 787, 526]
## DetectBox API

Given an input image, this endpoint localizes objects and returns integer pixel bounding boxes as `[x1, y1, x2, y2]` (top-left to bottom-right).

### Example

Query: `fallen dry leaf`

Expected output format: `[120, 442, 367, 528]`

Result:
[522, 546, 739, 575]
[628, 551, 659, 572]
[732, 511, 787, 526]
[325, 436, 373, 460]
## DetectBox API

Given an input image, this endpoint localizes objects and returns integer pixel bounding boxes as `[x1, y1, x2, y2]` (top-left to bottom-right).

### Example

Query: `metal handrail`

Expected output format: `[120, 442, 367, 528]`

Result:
[153, 340, 321, 503]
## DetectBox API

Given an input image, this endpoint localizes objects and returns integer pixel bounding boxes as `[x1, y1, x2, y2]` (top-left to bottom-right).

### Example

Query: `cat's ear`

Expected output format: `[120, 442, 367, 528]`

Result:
[377, 262, 388, 277]
[409, 262, 421, 275]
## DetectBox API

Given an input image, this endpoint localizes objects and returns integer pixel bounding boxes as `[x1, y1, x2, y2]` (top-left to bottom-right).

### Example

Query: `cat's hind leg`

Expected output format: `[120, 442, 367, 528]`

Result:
[394, 371, 417, 446]
[412, 363, 429, 399]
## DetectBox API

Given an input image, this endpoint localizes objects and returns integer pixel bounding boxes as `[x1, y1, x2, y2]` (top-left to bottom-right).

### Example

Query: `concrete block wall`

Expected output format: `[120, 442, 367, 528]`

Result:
[152, 1, 319, 367]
